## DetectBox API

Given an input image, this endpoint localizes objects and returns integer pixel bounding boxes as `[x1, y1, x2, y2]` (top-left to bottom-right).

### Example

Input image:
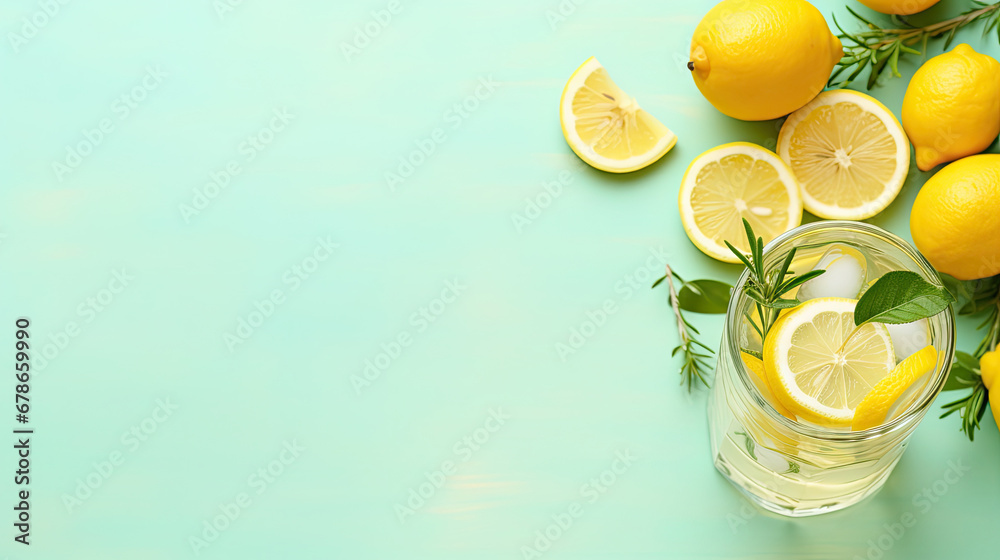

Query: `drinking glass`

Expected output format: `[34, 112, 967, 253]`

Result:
[707, 221, 955, 517]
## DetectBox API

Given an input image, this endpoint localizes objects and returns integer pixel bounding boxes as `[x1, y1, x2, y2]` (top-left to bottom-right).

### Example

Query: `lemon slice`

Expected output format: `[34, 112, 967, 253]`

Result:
[777, 89, 909, 220]
[560, 57, 677, 173]
[741, 352, 797, 420]
[763, 298, 895, 426]
[852, 346, 937, 431]
[679, 142, 803, 263]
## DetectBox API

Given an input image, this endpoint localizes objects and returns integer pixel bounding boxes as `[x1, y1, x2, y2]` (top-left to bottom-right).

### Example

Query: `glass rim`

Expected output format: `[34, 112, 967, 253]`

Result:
[725, 220, 956, 442]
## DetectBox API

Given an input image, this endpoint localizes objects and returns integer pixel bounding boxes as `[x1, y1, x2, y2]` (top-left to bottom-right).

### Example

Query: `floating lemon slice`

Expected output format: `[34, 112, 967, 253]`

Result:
[852, 345, 937, 431]
[679, 142, 802, 263]
[777, 90, 909, 220]
[763, 298, 895, 426]
[560, 57, 677, 173]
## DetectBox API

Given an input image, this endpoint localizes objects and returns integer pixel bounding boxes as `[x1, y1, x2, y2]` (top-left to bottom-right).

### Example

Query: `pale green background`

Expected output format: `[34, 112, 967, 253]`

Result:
[1, 0, 997, 559]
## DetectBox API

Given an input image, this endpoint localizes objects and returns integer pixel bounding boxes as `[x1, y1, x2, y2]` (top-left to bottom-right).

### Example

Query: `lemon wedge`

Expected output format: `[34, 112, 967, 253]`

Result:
[679, 142, 802, 263]
[777, 90, 909, 220]
[560, 57, 677, 173]
[852, 346, 937, 431]
[763, 298, 895, 426]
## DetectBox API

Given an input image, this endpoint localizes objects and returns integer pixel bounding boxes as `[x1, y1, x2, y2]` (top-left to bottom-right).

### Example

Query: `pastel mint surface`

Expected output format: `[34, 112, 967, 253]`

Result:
[1, 0, 997, 558]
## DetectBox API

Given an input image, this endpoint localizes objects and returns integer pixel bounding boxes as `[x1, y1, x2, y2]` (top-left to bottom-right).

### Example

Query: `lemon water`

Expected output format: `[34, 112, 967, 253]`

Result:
[708, 222, 954, 517]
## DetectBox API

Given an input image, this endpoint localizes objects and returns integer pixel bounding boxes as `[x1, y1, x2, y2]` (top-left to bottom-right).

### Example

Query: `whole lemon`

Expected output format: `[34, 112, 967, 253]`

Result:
[910, 155, 1000, 280]
[902, 44, 1000, 172]
[689, 0, 842, 121]
[855, 0, 940, 15]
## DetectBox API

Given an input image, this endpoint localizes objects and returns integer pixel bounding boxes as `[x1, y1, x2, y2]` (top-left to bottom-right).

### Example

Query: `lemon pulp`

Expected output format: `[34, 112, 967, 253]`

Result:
[560, 57, 676, 172]
[764, 298, 895, 426]
[679, 143, 802, 263]
[778, 90, 909, 220]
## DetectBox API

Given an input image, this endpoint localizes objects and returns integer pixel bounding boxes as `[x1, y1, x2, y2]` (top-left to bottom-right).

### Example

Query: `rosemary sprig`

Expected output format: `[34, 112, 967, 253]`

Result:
[973, 300, 1000, 358]
[725, 219, 824, 340]
[653, 265, 716, 391]
[830, 1, 1000, 89]
[941, 379, 989, 441]
[946, 300, 1000, 441]
[939, 276, 1000, 441]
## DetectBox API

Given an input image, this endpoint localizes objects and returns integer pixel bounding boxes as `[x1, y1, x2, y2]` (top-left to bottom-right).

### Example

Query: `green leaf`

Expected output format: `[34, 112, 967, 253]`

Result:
[740, 218, 763, 278]
[939, 273, 969, 302]
[744, 311, 764, 338]
[691, 339, 715, 353]
[976, 308, 997, 329]
[777, 269, 825, 295]
[832, 12, 868, 46]
[854, 271, 954, 326]
[956, 351, 980, 372]
[734, 431, 756, 460]
[845, 5, 878, 28]
[756, 237, 765, 278]
[845, 56, 870, 85]
[678, 279, 733, 314]
[943, 352, 981, 391]
[959, 275, 1000, 315]
[888, 44, 902, 78]
[867, 46, 891, 88]
[775, 247, 797, 284]
[725, 240, 754, 273]
[651, 274, 667, 289]
[944, 25, 959, 50]
[766, 298, 801, 310]
[744, 289, 768, 307]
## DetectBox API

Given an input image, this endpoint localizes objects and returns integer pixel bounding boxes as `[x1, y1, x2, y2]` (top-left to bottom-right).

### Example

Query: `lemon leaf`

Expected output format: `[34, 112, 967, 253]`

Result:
[854, 271, 955, 326]
[943, 351, 981, 392]
[678, 280, 733, 314]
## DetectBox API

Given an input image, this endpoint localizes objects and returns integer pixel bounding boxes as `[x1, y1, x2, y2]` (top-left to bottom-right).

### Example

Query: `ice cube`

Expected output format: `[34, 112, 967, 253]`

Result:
[885, 319, 931, 362]
[796, 245, 867, 302]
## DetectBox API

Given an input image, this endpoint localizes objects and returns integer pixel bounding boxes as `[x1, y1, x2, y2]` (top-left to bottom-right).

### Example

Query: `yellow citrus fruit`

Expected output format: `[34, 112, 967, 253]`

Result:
[689, 0, 842, 121]
[763, 298, 895, 426]
[980, 351, 1000, 431]
[777, 89, 910, 219]
[678, 142, 802, 263]
[910, 154, 1000, 280]
[560, 57, 677, 173]
[852, 346, 937, 431]
[856, 0, 940, 15]
[902, 44, 1000, 172]
[740, 351, 797, 420]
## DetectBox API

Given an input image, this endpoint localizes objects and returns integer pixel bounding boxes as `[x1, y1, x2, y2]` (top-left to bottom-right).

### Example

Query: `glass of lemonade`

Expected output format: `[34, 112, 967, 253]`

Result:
[707, 221, 955, 517]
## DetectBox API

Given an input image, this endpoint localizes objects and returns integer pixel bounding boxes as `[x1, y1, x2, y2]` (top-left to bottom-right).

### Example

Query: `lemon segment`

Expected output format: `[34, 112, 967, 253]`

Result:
[852, 346, 938, 431]
[763, 298, 895, 426]
[741, 352, 797, 420]
[678, 142, 802, 263]
[560, 57, 677, 173]
[777, 90, 909, 220]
